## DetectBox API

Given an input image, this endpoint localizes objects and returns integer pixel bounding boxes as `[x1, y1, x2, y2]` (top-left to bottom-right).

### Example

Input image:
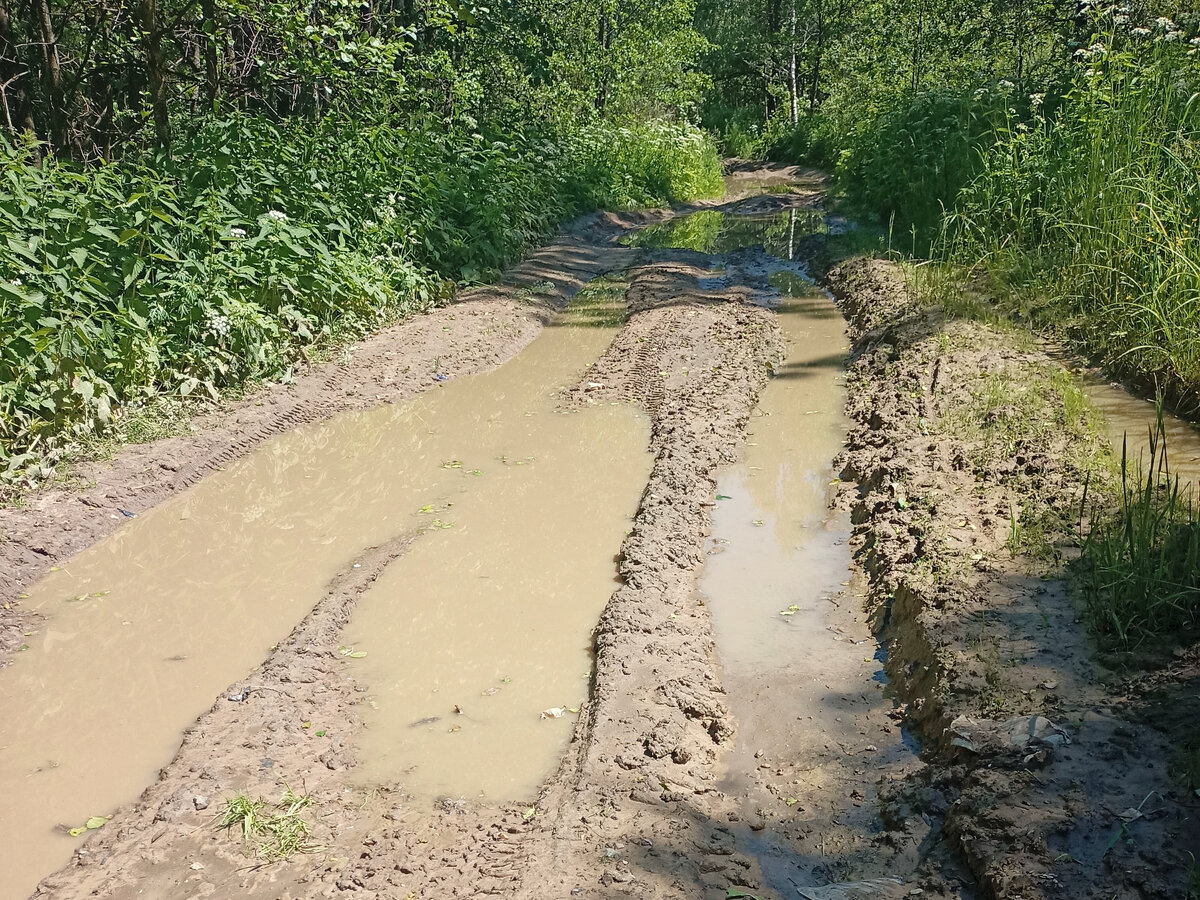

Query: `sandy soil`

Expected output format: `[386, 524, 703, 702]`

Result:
[7, 167, 1196, 900]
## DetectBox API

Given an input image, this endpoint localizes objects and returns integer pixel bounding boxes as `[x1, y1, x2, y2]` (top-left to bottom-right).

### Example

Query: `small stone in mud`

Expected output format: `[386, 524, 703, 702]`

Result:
[192, 795, 209, 811]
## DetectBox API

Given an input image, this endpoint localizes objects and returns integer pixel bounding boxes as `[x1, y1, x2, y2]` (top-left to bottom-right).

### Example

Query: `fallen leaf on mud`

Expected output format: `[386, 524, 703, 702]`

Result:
[69, 816, 110, 837]
[448, 725, 461, 733]
[970, 552, 983, 560]
[716, 494, 732, 500]
[567, 707, 580, 713]
[1117, 807, 1143, 823]
[418, 504, 435, 513]
[301, 721, 311, 729]
[522, 807, 536, 821]
[441, 460, 463, 469]
[315, 730, 327, 737]
[753, 520, 765, 527]
[541, 707, 565, 719]
[784, 798, 798, 806]
[338, 646, 367, 658]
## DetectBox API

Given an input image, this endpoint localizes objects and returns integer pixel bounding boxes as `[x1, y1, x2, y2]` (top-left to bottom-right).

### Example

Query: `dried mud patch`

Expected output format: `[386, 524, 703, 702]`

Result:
[828, 256, 1196, 899]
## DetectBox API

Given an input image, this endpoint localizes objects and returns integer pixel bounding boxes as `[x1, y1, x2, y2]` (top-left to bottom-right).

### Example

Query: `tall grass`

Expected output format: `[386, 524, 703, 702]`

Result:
[0, 117, 722, 481]
[1080, 410, 1200, 649]
[947, 25, 1200, 406]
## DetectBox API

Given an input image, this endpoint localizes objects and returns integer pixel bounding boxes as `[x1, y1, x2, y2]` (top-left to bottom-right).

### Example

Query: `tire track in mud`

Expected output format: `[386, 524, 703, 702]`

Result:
[27, 168, 890, 900]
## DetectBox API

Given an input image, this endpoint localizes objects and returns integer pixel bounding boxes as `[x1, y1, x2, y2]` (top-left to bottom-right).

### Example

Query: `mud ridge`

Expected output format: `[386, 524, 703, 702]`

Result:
[34, 530, 417, 897]
[827, 257, 1195, 899]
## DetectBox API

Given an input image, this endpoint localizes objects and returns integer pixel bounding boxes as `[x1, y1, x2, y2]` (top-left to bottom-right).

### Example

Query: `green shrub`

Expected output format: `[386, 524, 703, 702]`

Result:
[0, 116, 722, 477]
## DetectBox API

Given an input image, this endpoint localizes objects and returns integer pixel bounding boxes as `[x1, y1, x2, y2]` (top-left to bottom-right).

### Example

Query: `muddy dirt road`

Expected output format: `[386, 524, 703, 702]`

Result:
[2, 166, 1197, 900]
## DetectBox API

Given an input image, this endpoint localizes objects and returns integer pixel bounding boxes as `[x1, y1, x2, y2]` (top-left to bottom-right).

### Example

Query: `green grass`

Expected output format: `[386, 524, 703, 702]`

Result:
[944, 31, 1200, 409]
[1079, 409, 1200, 649]
[219, 786, 321, 860]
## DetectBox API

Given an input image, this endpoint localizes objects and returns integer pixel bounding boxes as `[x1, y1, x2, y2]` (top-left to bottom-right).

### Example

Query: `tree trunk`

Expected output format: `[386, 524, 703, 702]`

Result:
[0, 0, 37, 139]
[808, 0, 825, 113]
[787, 0, 798, 126]
[595, 10, 610, 113]
[202, 0, 219, 105]
[140, 0, 170, 149]
[32, 0, 72, 154]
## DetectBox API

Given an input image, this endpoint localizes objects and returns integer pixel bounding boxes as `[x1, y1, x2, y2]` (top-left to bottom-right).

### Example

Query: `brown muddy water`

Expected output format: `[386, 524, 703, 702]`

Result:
[1085, 379, 1200, 490]
[0, 295, 649, 899]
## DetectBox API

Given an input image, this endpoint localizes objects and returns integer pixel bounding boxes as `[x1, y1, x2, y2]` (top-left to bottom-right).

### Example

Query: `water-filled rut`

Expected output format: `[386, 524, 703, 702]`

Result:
[0, 289, 649, 898]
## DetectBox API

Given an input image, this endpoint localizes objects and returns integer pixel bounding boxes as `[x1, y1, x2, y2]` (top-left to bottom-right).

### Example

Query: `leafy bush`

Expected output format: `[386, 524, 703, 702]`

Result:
[833, 88, 1007, 238]
[0, 116, 723, 477]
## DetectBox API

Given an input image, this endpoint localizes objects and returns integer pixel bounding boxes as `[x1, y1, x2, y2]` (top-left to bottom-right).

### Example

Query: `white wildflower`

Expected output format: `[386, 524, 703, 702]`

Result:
[205, 311, 231, 338]
[998, 79, 1015, 92]
[1191, 36, 1200, 46]
[230, 227, 247, 238]
[1089, 42, 1106, 54]
[266, 209, 288, 222]
[1154, 16, 1175, 31]
[1085, 68, 1096, 77]
[1030, 93, 1045, 108]
[1132, 26, 1151, 37]
[1163, 30, 1183, 42]
[1113, 14, 1128, 24]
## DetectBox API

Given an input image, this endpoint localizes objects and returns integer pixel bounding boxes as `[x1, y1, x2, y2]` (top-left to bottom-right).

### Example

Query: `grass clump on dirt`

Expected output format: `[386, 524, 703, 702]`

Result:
[219, 786, 321, 860]
[1078, 413, 1200, 650]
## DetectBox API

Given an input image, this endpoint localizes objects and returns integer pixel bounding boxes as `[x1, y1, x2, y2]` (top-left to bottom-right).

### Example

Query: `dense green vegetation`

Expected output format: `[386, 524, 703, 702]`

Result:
[0, 0, 722, 478]
[695, 0, 1200, 408]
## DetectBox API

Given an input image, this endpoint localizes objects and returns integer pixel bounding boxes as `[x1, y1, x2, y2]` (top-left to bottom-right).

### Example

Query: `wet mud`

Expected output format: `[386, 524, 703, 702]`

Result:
[830, 257, 1197, 899]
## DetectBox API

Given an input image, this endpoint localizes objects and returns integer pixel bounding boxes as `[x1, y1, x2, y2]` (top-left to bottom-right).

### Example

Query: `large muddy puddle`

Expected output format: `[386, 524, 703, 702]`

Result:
[640, 198, 919, 893]
[341, 295, 651, 801]
[0, 287, 649, 898]
[624, 205, 848, 259]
